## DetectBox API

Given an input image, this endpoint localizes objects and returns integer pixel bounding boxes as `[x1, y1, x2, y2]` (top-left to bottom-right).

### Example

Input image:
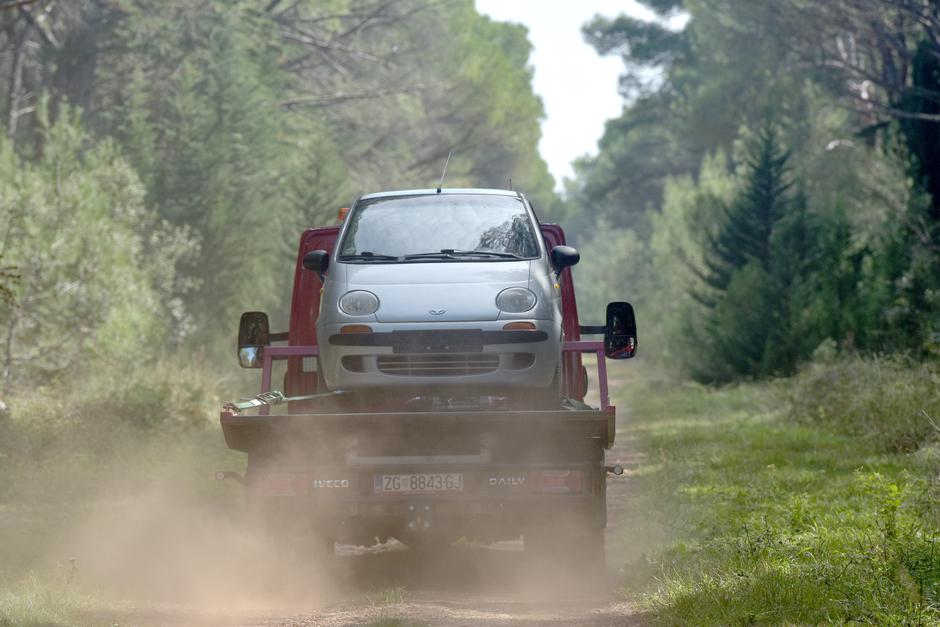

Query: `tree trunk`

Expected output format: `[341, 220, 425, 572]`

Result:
[5, 23, 26, 141]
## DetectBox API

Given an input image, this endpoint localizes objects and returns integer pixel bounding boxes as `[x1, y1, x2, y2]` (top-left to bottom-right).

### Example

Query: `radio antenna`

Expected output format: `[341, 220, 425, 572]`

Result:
[436, 151, 452, 193]
[508, 177, 513, 191]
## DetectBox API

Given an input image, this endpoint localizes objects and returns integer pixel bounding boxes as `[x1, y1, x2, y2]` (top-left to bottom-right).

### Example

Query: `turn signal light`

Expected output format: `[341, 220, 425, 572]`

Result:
[338, 206, 350, 221]
[340, 324, 373, 334]
[503, 321, 536, 331]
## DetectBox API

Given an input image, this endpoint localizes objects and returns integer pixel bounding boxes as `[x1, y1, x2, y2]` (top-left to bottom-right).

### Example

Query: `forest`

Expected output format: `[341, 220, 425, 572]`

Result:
[0, 0, 936, 391]
[1, 0, 940, 624]
[572, 0, 940, 381]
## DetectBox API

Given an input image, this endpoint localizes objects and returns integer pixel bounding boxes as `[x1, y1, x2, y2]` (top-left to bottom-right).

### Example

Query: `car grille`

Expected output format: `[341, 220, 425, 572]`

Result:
[377, 354, 500, 377]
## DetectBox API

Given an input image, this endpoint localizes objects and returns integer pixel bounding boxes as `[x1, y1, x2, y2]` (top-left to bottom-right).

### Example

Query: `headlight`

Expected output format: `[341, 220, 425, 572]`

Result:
[496, 287, 536, 313]
[339, 290, 379, 316]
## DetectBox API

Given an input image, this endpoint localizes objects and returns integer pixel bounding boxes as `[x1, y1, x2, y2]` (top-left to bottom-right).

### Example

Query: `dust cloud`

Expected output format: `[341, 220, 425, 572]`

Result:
[37, 476, 622, 625]
[2, 370, 645, 625]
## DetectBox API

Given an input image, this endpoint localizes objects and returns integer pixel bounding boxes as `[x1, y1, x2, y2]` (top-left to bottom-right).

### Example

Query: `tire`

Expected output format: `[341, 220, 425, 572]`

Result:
[524, 520, 605, 582]
[248, 499, 335, 568]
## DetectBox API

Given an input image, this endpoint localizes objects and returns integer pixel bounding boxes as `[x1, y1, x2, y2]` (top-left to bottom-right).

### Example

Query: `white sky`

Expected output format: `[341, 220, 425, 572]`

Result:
[476, 1, 656, 187]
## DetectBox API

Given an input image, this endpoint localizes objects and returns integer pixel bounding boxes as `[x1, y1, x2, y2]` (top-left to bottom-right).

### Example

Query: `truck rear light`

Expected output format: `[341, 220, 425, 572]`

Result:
[340, 324, 373, 334]
[257, 472, 308, 496]
[531, 470, 583, 493]
[338, 206, 350, 221]
[503, 321, 537, 331]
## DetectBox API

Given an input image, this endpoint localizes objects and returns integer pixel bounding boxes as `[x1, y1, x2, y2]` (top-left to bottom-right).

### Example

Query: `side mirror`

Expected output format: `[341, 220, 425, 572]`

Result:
[550, 245, 580, 273]
[605, 301, 637, 359]
[303, 249, 330, 280]
[238, 311, 270, 368]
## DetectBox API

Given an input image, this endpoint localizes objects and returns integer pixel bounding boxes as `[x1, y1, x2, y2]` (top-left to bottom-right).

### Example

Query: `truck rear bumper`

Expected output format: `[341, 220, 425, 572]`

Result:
[220, 408, 617, 452]
[249, 463, 603, 543]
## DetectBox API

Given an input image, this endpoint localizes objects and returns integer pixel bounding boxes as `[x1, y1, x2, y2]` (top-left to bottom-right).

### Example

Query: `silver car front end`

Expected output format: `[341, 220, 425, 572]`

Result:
[315, 190, 563, 393]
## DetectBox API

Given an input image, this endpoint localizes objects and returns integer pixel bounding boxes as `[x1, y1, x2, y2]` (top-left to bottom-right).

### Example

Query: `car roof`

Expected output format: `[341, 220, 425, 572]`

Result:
[359, 188, 524, 201]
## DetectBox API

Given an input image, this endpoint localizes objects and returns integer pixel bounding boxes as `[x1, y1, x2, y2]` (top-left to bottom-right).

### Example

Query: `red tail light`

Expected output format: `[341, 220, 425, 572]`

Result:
[530, 470, 583, 493]
[257, 472, 308, 496]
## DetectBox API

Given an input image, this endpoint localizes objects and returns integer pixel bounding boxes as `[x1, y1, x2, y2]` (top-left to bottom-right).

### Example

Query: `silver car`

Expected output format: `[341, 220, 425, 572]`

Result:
[310, 189, 579, 407]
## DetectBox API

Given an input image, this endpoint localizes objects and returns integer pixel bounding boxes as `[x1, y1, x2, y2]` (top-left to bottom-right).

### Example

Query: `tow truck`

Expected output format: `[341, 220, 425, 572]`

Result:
[219, 188, 637, 568]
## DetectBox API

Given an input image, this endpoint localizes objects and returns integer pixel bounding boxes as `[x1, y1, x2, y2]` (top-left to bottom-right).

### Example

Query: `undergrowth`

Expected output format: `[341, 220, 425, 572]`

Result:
[789, 355, 940, 453]
[0, 356, 239, 506]
[0, 572, 104, 627]
[619, 357, 940, 624]
[0, 356, 245, 597]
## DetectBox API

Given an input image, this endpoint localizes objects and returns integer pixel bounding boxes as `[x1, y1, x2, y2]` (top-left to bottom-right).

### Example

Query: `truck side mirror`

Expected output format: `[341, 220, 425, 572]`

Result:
[550, 245, 580, 273]
[303, 249, 330, 280]
[238, 311, 270, 368]
[605, 301, 637, 359]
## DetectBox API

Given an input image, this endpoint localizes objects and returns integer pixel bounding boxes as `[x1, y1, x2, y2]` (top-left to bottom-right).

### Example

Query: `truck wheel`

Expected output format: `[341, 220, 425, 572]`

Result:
[252, 512, 335, 568]
[524, 522, 605, 582]
[282, 529, 336, 571]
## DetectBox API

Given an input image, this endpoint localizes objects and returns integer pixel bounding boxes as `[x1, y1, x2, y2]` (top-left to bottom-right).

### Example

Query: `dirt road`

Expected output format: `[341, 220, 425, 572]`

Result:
[72, 421, 646, 627]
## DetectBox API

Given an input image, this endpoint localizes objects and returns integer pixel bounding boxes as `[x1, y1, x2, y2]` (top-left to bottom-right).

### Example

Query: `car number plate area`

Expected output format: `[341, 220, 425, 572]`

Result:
[391, 330, 483, 354]
[374, 472, 465, 495]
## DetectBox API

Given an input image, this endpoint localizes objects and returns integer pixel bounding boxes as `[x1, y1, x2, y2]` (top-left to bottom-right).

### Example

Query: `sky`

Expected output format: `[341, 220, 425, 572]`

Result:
[475, 1, 658, 187]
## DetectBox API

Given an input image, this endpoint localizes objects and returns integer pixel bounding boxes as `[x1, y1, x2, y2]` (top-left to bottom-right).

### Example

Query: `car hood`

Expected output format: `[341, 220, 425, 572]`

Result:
[345, 260, 530, 323]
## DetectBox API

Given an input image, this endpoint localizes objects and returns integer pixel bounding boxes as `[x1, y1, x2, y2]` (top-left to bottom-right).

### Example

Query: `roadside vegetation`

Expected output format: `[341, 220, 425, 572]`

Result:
[0, 357, 242, 626]
[574, 6, 940, 619]
[618, 357, 940, 623]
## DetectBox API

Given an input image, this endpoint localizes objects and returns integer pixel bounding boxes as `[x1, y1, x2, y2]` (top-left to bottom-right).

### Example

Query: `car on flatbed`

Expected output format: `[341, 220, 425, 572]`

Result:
[221, 187, 637, 568]
[309, 189, 579, 410]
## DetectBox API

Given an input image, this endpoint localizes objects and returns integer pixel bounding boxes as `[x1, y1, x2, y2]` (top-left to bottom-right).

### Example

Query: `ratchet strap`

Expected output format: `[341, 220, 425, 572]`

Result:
[223, 390, 344, 413]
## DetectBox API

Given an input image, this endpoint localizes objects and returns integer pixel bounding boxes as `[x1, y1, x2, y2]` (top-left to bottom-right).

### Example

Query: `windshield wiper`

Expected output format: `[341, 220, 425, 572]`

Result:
[338, 251, 400, 261]
[448, 249, 526, 259]
[403, 249, 526, 260]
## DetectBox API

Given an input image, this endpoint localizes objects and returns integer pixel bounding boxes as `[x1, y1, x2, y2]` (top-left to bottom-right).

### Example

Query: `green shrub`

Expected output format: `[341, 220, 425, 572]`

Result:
[788, 356, 940, 452]
[0, 356, 233, 506]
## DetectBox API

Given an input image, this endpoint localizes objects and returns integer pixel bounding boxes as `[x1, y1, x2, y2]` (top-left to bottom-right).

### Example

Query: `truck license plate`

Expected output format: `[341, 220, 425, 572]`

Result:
[374, 473, 464, 494]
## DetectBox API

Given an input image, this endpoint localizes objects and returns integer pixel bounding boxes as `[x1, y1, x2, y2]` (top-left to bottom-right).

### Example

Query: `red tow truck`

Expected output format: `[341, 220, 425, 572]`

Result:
[219, 190, 637, 566]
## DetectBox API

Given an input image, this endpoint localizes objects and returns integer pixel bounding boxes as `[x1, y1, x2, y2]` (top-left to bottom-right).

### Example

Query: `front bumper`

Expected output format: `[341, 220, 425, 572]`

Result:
[317, 319, 562, 391]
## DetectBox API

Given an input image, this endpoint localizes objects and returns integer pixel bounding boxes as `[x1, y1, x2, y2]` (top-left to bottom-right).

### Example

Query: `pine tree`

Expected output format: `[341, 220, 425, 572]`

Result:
[697, 124, 794, 300]
[690, 124, 819, 381]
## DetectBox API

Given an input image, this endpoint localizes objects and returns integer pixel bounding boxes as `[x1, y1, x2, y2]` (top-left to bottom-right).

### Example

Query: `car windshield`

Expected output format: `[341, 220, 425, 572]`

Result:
[338, 194, 540, 260]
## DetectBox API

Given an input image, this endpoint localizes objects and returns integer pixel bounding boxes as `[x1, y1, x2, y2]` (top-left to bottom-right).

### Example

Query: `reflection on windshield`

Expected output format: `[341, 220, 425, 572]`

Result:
[340, 194, 540, 259]
[477, 215, 538, 256]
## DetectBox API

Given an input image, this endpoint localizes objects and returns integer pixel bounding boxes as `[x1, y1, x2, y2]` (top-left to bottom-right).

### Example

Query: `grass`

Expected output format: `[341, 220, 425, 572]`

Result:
[617, 360, 940, 624]
[0, 573, 110, 627]
[366, 586, 427, 627]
